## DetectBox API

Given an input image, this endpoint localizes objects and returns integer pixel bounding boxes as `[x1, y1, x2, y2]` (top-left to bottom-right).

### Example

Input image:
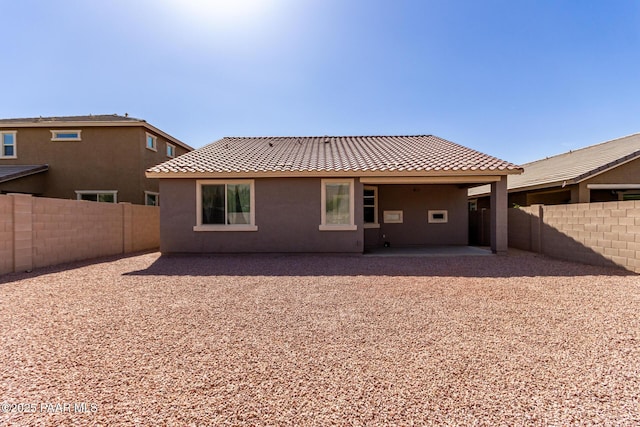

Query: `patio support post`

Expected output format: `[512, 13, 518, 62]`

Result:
[490, 176, 508, 255]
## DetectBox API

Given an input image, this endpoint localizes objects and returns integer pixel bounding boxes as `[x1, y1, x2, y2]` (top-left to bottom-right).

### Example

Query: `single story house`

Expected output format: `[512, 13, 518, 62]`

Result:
[146, 135, 522, 254]
[468, 132, 640, 207]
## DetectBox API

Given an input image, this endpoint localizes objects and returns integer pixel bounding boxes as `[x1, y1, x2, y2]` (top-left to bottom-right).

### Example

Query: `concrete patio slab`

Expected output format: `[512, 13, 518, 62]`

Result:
[364, 245, 493, 257]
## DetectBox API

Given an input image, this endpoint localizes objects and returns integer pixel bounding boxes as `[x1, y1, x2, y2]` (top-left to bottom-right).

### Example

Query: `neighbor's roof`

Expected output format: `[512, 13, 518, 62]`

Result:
[469, 132, 640, 197]
[0, 114, 193, 150]
[147, 135, 522, 178]
[0, 165, 49, 183]
[0, 114, 140, 124]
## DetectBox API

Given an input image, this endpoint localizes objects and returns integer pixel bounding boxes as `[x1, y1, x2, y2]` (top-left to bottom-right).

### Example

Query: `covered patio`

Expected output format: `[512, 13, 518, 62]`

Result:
[361, 176, 510, 255]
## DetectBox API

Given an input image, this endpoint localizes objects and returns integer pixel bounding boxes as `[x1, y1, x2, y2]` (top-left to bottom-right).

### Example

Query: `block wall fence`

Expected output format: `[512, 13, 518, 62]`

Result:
[0, 194, 159, 275]
[509, 200, 640, 273]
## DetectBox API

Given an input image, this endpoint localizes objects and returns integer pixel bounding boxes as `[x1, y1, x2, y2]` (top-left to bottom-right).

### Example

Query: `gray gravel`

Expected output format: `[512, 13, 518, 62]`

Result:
[1, 251, 639, 426]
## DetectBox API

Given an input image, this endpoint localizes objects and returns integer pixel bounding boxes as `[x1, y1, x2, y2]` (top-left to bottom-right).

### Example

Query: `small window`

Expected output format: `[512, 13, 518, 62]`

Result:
[145, 191, 159, 206]
[166, 143, 175, 158]
[1, 131, 17, 158]
[363, 185, 379, 228]
[468, 199, 478, 212]
[383, 210, 403, 223]
[51, 130, 81, 141]
[76, 191, 117, 203]
[194, 180, 257, 231]
[428, 210, 448, 223]
[146, 133, 157, 151]
[320, 179, 356, 231]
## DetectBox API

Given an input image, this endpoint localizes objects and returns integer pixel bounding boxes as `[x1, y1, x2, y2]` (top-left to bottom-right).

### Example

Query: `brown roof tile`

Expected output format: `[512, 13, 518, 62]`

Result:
[148, 135, 521, 177]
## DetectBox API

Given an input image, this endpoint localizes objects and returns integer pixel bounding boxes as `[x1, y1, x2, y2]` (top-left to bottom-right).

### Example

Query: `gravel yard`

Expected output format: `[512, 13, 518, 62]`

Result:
[1, 251, 639, 426]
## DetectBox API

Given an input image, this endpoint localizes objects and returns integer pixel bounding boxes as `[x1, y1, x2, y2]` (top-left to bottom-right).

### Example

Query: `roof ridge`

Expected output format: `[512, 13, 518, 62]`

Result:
[222, 134, 434, 139]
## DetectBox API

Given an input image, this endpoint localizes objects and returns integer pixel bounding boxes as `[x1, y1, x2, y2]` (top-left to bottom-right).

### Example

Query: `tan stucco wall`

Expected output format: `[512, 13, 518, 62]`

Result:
[159, 177, 366, 253]
[159, 179, 471, 253]
[369, 184, 468, 247]
[0, 126, 189, 204]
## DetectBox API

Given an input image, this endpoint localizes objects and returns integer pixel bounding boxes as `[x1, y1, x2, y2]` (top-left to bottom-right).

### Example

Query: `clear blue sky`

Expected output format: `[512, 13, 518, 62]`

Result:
[2, 0, 639, 164]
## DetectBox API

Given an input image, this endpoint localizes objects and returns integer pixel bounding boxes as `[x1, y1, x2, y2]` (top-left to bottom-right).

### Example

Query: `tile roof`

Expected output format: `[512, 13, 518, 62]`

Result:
[468, 132, 640, 196]
[0, 114, 142, 124]
[0, 165, 49, 183]
[148, 135, 522, 177]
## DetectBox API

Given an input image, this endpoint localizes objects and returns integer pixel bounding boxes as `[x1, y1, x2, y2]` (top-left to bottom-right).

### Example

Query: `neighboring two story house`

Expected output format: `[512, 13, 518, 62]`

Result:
[0, 114, 192, 205]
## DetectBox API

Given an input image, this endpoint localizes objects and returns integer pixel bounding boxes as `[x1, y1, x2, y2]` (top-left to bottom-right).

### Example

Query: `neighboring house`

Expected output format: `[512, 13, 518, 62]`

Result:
[147, 135, 522, 254]
[0, 114, 192, 205]
[468, 132, 640, 208]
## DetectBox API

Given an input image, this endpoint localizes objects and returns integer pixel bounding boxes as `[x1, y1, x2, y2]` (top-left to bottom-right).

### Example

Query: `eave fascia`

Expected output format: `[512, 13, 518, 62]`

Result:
[146, 169, 517, 180]
[0, 165, 49, 183]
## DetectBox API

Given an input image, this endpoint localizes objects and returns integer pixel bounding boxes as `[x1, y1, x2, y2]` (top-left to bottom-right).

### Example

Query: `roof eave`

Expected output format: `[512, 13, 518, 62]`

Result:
[146, 169, 520, 180]
[0, 165, 49, 183]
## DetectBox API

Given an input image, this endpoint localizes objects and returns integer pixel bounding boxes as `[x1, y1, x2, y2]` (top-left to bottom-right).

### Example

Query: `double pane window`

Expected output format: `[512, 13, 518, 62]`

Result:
[320, 179, 356, 230]
[325, 183, 351, 225]
[196, 180, 256, 231]
[1, 132, 16, 158]
[76, 191, 117, 203]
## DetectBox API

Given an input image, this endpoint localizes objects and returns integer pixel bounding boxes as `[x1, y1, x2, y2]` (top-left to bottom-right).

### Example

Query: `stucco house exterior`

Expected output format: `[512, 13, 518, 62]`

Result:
[147, 135, 522, 254]
[468, 132, 640, 208]
[0, 114, 192, 205]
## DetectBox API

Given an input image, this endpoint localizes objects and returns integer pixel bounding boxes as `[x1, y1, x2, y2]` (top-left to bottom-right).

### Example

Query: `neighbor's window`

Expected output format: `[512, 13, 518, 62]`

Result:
[320, 179, 356, 231]
[145, 191, 159, 206]
[194, 180, 257, 231]
[363, 185, 379, 228]
[1, 131, 17, 158]
[76, 191, 117, 203]
[146, 133, 157, 151]
[51, 130, 81, 141]
[166, 143, 175, 158]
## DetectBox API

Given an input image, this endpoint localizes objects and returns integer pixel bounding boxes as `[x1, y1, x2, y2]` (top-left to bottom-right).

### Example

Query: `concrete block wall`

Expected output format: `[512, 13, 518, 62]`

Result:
[509, 201, 640, 273]
[131, 204, 160, 252]
[32, 197, 124, 268]
[0, 196, 13, 275]
[0, 194, 159, 274]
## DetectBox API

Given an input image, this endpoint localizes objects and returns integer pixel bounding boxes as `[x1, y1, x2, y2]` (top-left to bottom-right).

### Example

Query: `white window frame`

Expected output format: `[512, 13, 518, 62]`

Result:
[51, 130, 82, 141]
[166, 143, 176, 158]
[319, 178, 357, 231]
[75, 190, 118, 203]
[145, 133, 157, 151]
[428, 210, 449, 223]
[363, 185, 380, 229]
[0, 131, 17, 159]
[194, 179, 257, 232]
[144, 191, 159, 206]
